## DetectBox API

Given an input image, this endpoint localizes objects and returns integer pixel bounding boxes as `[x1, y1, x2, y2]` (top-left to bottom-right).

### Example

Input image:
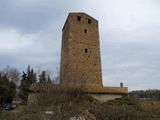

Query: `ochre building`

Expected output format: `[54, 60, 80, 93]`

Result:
[28, 13, 128, 104]
[60, 13, 102, 88]
[60, 13, 128, 101]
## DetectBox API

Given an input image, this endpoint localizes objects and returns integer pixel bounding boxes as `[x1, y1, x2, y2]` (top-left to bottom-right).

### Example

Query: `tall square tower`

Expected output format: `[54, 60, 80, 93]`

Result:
[60, 13, 102, 88]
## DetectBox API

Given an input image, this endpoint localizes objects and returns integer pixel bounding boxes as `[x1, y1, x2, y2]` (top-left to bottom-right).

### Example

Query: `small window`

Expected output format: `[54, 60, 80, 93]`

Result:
[84, 29, 87, 33]
[77, 16, 81, 21]
[85, 48, 88, 53]
[88, 19, 91, 24]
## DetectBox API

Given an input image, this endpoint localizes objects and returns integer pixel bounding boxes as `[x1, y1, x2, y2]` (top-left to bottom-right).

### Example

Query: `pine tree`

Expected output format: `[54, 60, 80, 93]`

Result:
[19, 65, 37, 103]
[19, 71, 29, 103]
[47, 75, 51, 83]
[39, 71, 46, 83]
[20, 72, 28, 88]
[0, 73, 16, 104]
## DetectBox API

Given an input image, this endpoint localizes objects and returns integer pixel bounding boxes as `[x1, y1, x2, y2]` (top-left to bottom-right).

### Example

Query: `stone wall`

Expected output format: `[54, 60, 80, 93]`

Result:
[60, 13, 102, 88]
[90, 94, 123, 103]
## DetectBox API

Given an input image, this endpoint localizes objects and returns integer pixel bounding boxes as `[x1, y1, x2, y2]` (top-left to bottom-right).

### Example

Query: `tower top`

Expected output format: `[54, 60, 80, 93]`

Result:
[68, 12, 98, 20]
[62, 12, 98, 31]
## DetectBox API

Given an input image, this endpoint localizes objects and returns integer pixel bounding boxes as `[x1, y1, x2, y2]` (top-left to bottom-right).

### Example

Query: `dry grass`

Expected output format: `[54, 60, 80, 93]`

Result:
[1, 84, 159, 120]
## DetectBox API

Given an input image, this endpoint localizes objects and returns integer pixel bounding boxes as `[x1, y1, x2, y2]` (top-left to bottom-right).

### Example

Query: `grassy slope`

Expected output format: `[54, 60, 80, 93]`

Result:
[0, 89, 160, 120]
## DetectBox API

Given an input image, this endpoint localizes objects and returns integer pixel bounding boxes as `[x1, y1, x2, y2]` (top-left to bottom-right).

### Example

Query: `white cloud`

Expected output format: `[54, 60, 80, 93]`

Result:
[0, 19, 62, 72]
[0, 29, 35, 52]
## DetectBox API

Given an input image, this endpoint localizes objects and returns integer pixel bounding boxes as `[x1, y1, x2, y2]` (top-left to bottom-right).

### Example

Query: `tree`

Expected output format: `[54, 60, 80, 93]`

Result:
[0, 66, 20, 86]
[39, 71, 46, 83]
[27, 66, 37, 86]
[47, 75, 52, 83]
[0, 73, 16, 105]
[19, 66, 37, 103]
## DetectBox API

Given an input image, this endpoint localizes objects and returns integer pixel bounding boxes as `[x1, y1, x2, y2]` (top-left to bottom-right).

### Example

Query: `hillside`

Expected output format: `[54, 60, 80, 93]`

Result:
[1, 87, 160, 120]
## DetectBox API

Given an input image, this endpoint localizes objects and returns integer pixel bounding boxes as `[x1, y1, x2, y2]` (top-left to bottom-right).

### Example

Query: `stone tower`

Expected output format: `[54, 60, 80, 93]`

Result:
[60, 13, 102, 88]
[28, 13, 128, 104]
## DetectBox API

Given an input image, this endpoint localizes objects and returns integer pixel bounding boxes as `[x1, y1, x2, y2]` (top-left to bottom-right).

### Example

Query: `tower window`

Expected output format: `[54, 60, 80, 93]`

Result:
[88, 19, 91, 24]
[77, 16, 81, 21]
[85, 48, 88, 53]
[84, 29, 87, 33]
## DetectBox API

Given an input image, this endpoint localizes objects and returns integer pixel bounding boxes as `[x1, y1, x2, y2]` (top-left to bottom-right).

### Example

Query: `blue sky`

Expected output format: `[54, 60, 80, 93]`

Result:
[0, 0, 160, 90]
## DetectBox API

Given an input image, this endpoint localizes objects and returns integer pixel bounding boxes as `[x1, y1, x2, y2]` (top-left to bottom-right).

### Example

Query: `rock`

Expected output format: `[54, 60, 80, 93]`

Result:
[89, 114, 96, 120]
[45, 111, 55, 115]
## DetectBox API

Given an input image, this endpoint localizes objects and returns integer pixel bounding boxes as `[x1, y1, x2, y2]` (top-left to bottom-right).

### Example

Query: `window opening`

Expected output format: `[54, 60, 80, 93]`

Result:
[77, 16, 81, 21]
[84, 29, 87, 33]
[85, 48, 88, 53]
[88, 19, 91, 24]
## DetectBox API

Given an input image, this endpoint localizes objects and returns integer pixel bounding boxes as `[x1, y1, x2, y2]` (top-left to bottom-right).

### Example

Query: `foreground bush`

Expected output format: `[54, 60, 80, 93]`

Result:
[19, 84, 154, 120]
[0, 74, 16, 105]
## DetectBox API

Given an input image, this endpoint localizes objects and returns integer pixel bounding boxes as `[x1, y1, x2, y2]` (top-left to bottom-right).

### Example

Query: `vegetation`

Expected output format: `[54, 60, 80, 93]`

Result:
[0, 65, 160, 120]
[0, 66, 20, 86]
[0, 85, 157, 120]
[130, 89, 160, 101]
[0, 73, 16, 105]
[0, 65, 53, 105]
[18, 66, 37, 103]
[106, 96, 140, 107]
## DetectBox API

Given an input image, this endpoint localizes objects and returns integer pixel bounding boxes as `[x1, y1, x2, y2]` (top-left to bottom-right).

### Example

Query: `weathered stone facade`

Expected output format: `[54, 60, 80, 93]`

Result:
[90, 94, 123, 103]
[28, 13, 128, 105]
[60, 13, 102, 88]
[60, 12, 128, 96]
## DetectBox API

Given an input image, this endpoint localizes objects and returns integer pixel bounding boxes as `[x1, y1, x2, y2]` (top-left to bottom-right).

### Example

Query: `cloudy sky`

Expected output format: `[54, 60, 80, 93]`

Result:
[0, 0, 160, 90]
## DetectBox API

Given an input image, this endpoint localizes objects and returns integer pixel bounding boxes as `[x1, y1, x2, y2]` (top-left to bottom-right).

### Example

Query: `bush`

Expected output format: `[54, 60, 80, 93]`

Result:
[106, 96, 140, 108]
[91, 104, 153, 120]
[0, 74, 16, 105]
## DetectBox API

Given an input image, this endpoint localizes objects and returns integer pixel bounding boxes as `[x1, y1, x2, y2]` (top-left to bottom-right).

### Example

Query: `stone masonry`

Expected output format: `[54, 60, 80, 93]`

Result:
[60, 13, 102, 88]
[28, 13, 128, 104]
[60, 13, 128, 100]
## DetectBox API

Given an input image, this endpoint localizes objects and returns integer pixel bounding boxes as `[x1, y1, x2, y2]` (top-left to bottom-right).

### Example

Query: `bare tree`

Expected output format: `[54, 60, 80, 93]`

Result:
[0, 65, 20, 86]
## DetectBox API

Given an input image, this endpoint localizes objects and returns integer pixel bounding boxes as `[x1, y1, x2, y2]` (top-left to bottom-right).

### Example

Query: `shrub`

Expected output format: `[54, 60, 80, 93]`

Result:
[105, 96, 140, 108]
[0, 74, 16, 105]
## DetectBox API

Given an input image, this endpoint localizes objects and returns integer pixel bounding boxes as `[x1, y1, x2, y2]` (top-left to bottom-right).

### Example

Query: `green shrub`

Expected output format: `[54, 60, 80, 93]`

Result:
[84, 95, 95, 102]
[105, 96, 140, 108]
[0, 74, 16, 105]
